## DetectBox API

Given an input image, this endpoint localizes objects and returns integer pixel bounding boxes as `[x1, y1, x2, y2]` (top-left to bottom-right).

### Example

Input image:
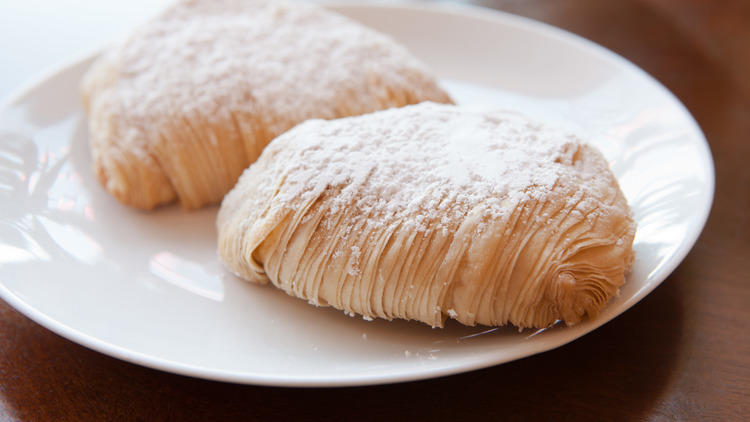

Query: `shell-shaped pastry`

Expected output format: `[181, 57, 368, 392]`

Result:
[81, 0, 452, 209]
[217, 103, 635, 329]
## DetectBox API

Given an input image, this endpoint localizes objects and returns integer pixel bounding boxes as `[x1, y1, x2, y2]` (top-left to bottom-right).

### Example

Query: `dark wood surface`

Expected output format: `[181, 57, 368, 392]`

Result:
[1, 0, 748, 420]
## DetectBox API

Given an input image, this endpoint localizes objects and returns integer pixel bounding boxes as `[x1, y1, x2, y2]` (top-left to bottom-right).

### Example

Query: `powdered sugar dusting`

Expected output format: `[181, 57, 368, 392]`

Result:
[89, 0, 447, 133]
[346, 246, 361, 276]
[252, 102, 611, 235]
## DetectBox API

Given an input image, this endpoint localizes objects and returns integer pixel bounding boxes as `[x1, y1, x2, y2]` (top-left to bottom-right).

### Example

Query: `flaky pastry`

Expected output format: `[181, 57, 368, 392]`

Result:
[217, 103, 636, 329]
[81, 0, 452, 209]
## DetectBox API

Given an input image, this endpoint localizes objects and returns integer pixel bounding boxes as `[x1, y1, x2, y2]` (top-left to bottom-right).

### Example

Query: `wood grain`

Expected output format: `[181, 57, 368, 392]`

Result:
[1, 0, 748, 420]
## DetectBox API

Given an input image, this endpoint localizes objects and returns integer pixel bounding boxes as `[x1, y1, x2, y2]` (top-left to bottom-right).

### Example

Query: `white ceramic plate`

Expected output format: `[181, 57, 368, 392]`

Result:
[0, 3, 713, 386]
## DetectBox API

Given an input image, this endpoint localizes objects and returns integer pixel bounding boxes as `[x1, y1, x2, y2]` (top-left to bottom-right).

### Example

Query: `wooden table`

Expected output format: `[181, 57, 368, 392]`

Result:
[1, 0, 748, 420]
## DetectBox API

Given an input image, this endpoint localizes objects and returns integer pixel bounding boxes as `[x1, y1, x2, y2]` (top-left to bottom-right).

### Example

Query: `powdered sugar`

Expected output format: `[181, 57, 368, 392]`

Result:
[346, 246, 361, 276]
[252, 102, 613, 235]
[88, 0, 445, 134]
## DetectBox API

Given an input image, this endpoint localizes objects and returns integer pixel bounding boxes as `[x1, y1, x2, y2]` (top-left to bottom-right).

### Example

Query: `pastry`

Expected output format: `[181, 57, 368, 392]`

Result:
[217, 103, 636, 329]
[81, 0, 452, 209]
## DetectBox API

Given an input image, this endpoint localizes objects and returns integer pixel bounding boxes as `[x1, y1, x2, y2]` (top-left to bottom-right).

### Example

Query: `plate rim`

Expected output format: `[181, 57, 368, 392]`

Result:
[0, 1, 714, 387]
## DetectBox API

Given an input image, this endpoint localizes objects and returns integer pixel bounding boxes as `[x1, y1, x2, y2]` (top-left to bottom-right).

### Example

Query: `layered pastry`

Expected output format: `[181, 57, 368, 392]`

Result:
[217, 103, 636, 329]
[81, 0, 452, 209]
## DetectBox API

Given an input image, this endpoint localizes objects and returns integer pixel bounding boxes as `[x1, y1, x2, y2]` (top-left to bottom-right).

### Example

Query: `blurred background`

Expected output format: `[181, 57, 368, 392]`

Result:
[0, 0, 167, 98]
